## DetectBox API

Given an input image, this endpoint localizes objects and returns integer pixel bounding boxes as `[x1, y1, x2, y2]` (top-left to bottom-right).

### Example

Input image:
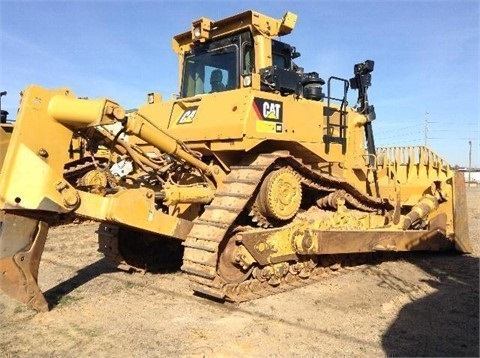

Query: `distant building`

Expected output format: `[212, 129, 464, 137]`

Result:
[467, 171, 480, 184]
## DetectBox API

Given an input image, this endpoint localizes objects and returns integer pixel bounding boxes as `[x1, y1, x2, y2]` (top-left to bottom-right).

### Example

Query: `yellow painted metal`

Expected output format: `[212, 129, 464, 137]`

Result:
[190, 17, 213, 43]
[402, 195, 438, 229]
[162, 182, 215, 206]
[1, 87, 76, 212]
[124, 111, 222, 182]
[0, 86, 125, 212]
[255, 168, 302, 221]
[173, 10, 297, 54]
[48, 95, 125, 128]
[241, 209, 453, 264]
[0, 85, 191, 240]
[79, 169, 108, 188]
[135, 88, 367, 182]
[73, 189, 192, 239]
[376, 146, 452, 201]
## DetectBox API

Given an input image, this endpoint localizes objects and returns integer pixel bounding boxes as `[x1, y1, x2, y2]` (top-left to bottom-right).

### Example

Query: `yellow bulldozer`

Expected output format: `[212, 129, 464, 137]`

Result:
[0, 10, 471, 311]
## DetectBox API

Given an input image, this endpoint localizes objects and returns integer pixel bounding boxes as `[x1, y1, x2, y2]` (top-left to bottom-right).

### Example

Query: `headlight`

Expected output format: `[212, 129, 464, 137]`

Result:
[243, 75, 252, 87]
[191, 18, 212, 42]
[147, 93, 155, 104]
[193, 27, 201, 39]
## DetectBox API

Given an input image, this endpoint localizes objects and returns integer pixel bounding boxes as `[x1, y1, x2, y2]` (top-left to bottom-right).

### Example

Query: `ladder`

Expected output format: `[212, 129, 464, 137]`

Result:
[323, 76, 349, 154]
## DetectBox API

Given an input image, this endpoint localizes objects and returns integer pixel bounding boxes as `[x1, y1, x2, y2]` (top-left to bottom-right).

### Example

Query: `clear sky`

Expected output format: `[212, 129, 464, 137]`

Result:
[1, 0, 478, 167]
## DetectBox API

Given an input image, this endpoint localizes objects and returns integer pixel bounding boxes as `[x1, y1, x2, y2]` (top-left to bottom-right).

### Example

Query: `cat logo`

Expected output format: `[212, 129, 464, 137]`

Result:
[253, 98, 283, 133]
[177, 107, 198, 124]
[262, 101, 281, 120]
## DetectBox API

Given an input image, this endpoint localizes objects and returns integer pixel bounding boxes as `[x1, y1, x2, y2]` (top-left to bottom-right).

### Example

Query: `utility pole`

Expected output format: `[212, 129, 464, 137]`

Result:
[424, 112, 429, 147]
[468, 140, 472, 187]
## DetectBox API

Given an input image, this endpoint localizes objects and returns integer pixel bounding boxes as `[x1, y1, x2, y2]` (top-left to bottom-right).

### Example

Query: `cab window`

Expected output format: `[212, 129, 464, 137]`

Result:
[181, 44, 238, 97]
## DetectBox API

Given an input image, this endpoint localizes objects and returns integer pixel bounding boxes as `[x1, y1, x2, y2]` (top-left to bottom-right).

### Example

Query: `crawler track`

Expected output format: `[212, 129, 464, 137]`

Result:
[221, 254, 380, 302]
[181, 152, 389, 302]
[181, 153, 279, 299]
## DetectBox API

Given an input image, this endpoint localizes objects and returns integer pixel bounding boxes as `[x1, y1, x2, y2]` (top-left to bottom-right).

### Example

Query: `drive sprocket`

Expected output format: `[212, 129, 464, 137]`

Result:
[254, 167, 302, 224]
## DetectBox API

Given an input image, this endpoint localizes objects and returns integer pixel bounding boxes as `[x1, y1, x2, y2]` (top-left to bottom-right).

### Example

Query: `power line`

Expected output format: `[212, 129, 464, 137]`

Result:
[378, 131, 424, 140]
[375, 123, 423, 136]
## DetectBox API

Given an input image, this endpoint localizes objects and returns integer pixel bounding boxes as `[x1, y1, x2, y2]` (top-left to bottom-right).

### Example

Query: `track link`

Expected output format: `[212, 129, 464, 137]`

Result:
[222, 254, 377, 302]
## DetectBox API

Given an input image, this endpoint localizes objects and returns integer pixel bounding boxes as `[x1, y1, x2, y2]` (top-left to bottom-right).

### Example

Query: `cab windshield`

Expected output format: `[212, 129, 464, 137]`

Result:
[181, 44, 238, 98]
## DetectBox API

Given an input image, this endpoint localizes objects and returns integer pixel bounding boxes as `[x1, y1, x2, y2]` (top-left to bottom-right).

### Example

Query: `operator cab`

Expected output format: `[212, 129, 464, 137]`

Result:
[179, 31, 302, 98]
[177, 11, 323, 101]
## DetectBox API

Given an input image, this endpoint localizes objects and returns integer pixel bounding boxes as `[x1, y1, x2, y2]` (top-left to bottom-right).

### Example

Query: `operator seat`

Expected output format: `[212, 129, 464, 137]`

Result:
[210, 69, 226, 93]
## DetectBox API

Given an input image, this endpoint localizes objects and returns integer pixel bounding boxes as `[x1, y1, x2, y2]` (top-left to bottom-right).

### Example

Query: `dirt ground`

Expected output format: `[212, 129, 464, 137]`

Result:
[1, 188, 479, 357]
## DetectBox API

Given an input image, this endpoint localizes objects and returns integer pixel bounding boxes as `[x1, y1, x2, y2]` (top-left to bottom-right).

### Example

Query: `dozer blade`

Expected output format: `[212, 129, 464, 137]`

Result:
[453, 171, 473, 253]
[0, 212, 49, 311]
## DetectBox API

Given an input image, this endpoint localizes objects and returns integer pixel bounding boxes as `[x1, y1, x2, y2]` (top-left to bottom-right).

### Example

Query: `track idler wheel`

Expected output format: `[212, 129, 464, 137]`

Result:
[255, 167, 302, 222]
[0, 212, 49, 311]
[218, 234, 254, 284]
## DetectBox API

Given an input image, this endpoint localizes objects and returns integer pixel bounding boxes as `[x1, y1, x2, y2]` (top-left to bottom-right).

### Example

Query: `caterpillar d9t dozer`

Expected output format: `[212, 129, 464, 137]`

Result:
[0, 10, 472, 311]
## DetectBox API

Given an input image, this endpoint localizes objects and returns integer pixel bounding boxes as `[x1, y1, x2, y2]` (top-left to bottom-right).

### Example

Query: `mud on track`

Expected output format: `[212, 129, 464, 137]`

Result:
[1, 188, 479, 357]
